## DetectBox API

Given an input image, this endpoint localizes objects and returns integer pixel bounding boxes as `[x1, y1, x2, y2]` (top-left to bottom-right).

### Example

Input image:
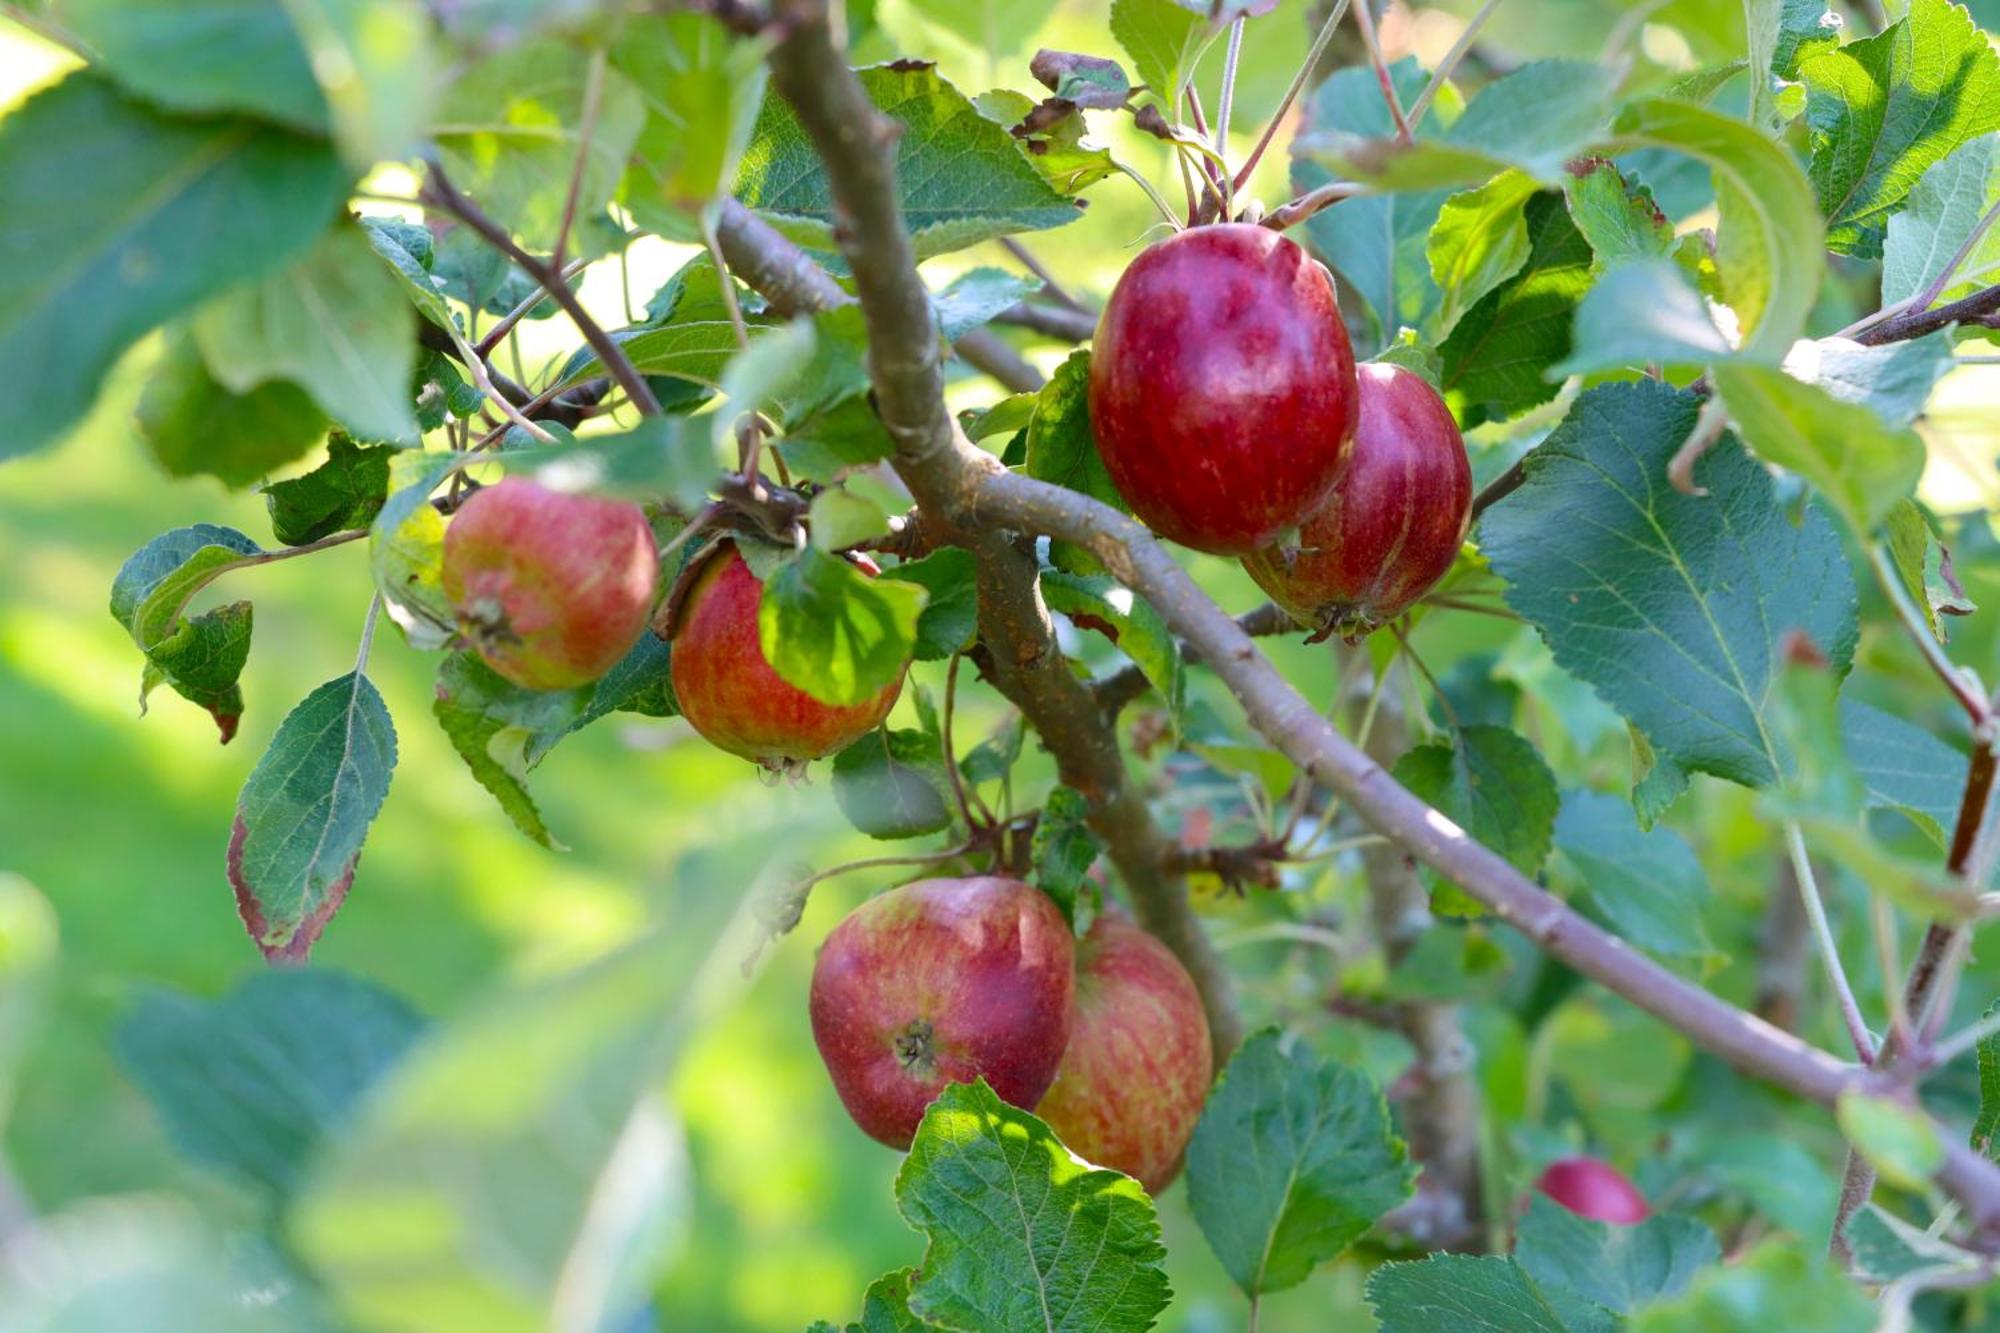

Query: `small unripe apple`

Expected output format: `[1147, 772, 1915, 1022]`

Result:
[1035, 913, 1212, 1192]
[1242, 362, 1470, 637]
[670, 541, 902, 767]
[810, 876, 1076, 1149]
[1089, 222, 1358, 555]
[1534, 1156, 1650, 1224]
[442, 477, 658, 690]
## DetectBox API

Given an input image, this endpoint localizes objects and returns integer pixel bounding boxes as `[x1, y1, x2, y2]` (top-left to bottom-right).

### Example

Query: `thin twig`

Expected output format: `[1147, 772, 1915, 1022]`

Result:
[1216, 16, 1247, 150]
[1929, 1006, 2000, 1071]
[1000, 237, 1087, 313]
[1784, 822, 1878, 1064]
[475, 256, 590, 357]
[1867, 544, 1991, 725]
[943, 653, 992, 830]
[1232, 0, 1351, 190]
[551, 46, 609, 270]
[444, 319, 555, 442]
[1872, 892, 1914, 1054]
[1408, 0, 1504, 127]
[1351, 0, 1413, 143]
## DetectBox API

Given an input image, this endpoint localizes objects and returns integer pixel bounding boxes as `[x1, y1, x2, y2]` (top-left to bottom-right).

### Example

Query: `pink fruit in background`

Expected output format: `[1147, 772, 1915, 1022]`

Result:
[442, 477, 657, 690]
[1035, 912, 1212, 1192]
[670, 541, 902, 767]
[809, 876, 1076, 1149]
[1535, 1156, 1651, 1224]
[1088, 222, 1359, 555]
[1243, 362, 1471, 638]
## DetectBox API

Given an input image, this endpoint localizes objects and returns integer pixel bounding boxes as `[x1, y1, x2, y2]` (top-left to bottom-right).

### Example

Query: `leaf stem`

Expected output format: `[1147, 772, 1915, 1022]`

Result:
[1408, 0, 1503, 128]
[354, 594, 383, 676]
[1232, 0, 1351, 190]
[1216, 15, 1246, 151]
[1351, 0, 1413, 144]
[550, 46, 609, 270]
[1784, 822, 1878, 1064]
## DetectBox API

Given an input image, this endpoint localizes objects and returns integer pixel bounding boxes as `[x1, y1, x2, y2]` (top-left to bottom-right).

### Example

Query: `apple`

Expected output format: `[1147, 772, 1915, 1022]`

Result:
[1534, 1156, 1651, 1224]
[670, 541, 903, 767]
[1088, 222, 1359, 555]
[1242, 362, 1470, 638]
[442, 477, 657, 690]
[809, 876, 1076, 1149]
[1034, 912, 1212, 1192]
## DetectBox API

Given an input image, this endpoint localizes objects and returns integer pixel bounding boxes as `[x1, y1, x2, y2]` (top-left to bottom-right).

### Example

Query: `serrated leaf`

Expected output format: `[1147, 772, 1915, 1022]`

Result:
[1514, 1195, 1719, 1314]
[1438, 192, 1593, 426]
[229, 671, 397, 961]
[738, 62, 1081, 258]
[880, 548, 979, 662]
[361, 214, 454, 331]
[1550, 258, 1732, 378]
[1552, 789, 1711, 958]
[557, 268, 776, 394]
[142, 602, 255, 743]
[1368, 1254, 1607, 1333]
[933, 267, 1041, 341]
[1186, 1029, 1414, 1297]
[1030, 785, 1100, 928]
[1631, 1241, 1873, 1332]
[265, 435, 398, 546]
[1024, 349, 1122, 510]
[0, 74, 347, 462]
[895, 1079, 1172, 1331]
[616, 12, 769, 235]
[1428, 171, 1539, 339]
[760, 548, 924, 706]
[115, 970, 424, 1197]
[194, 221, 422, 445]
[575, 629, 678, 726]
[1394, 725, 1559, 915]
[1110, 0, 1214, 108]
[1883, 132, 2000, 303]
[1565, 157, 1676, 271]
[110, 523, 267, 653]
[810, 1269, 936, 1333]
[1801, 0, 2000, 255]
[831, 729, 955, 840]
[1041, 569, 1183, 720]
[961, 715, 1027, 787]
[434, 41, 646, 248]
[433, 652, 589, 848]
[1479, 382, 1858, 788]
[138, 328, 328, 489]
[1712, 361, 1926, 534]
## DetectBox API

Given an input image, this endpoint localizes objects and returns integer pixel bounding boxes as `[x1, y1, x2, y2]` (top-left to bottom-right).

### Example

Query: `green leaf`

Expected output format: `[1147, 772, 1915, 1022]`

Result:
[110, 523, 266, 653]
[1801, 0, 2000, 255]
[1712, 361, 1926, 535]
[1837, 1089, 1944, 1189]
[831, 729, 955, 840]
[616, 13, 769, 235]
[933, 267, 1041, 341]
[1788, 330, 1956, 427]
[1844, 1202, 1986, 1281]
[1428, 171, 1539, 339]
[1294, 59, 1444, 349]
[1973, 1001, 2000, 1158]
[500, 415, 722, 514]
[278, 0, 433, 167]
[1109, 0, 1214, 109]
[961, 715, 1027, 788]
[1515, 1195, 1719, 1314]
[760, 548, 924, 706]
[294, 885, 749, 1333]
[1883, 132, 2000, 303]
[137, 328, 328, 489]
[811, 1269, 937, 1333]
[895, 1079, 1172, 1331]
[1605, 96, 1824, 359]
[114, 970, 424, 1197]
[228, 671, 397, 961]
[880, 548, 979, 662]
[1041, 568, 1184, 721]
[1875, 499, 1953, 647]
[264, 434, 398, 546]
[1839, 695, 1965, 848]
[1438, 192, 1593, 427]
[141, 602, 255, 743]
[193, 221, 422, 445]
[1368, 1254, 1600, 1332]
[1565, 157, 1676, 271]
[575, 630, 678, 726]
[1550, 258, 1732, 378]
[1186, 1029, 1414, 1297]
[961, 392, 1037, 442]
[1552, 789, 1712, 958]
[360, 214, 454, 331]
[914, 0, 1061, 65]
[557, 267, 775, 394]
[1772, 0, 1843, 81]
[1024, 350, 1123, 511]
[1479, 382, 1858, 788]
[736, 62, 1081, 258]
[369, 451, 459, 648]
[1630, 1241, 1873, 1332]
[433, 652, 589, 849]
[434, 41, 646, 247]
[1394, 726, 1560, 913]
[0, 74, 347, 461]
[1030, 785, 1100, 929]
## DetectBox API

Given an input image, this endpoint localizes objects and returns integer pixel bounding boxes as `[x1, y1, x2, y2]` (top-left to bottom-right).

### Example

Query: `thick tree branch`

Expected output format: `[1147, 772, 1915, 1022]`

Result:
[755, 9, 1244, 1059]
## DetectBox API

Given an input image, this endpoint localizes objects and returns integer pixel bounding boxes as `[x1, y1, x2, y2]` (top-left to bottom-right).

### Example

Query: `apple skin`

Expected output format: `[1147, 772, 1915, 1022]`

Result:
[1534, 1157, 1651, 1225]
[809, 876, 1076, 1150]
[1088, 222, 1359, 555]
[1034, 912, 1212, 1193]
[1242, 362, 1470, 637]
[670, 541, 902, 767]
[442, 477, 658, 690]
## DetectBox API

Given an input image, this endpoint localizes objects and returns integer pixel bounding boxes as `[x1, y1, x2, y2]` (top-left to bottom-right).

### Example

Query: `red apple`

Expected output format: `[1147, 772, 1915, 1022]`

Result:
[670, 541, 902, 767]
[1242, 362, 1470, 638]
[1088, 222, 1359, 555]
[442, 477, 657, 690]
[810, 876, 1076, 1149]
[1534, 1156, 1650, 1224]
[1035, 913, 1212, 1192]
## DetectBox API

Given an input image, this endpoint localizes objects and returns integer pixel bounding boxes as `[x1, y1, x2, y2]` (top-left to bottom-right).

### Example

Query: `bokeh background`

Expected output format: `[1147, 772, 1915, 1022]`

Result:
[5, 0, 2000, 1327]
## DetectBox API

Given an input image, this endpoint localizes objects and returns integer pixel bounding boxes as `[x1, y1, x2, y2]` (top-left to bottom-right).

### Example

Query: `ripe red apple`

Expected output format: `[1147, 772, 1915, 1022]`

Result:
[1242, 362, 1470, 638]
[1035, 912, 1212, 1192]
[670, 541, 903, 767]
[442, 477, 658, 690]
[1534, 1156, 1650, 1224]
[1088, 222, 1358, 555]
[809, 876, 1076, 1149]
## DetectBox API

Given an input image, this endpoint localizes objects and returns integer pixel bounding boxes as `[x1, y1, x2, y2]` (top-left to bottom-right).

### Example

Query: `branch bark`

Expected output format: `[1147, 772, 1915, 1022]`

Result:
[1855, 282, 2000, 346]
[754, 12, 1244, 1059]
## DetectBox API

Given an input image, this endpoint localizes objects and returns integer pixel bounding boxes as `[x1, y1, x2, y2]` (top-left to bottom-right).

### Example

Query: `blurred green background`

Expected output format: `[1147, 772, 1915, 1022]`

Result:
[7, 0, 2000, 1328]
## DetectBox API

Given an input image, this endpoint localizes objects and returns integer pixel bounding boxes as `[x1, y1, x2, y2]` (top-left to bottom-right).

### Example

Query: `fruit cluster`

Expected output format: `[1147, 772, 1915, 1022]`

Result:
[431, 217, 1475, 1189]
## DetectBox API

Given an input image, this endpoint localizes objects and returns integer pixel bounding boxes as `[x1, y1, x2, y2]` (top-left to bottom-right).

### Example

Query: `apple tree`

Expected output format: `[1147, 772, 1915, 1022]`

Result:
[5, 0, 2000, 1327]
